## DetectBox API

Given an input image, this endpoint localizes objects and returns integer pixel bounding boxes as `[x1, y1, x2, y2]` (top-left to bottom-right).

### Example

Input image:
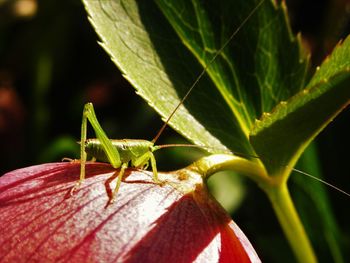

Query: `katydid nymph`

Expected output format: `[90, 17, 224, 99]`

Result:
[73, 102, 158, 201]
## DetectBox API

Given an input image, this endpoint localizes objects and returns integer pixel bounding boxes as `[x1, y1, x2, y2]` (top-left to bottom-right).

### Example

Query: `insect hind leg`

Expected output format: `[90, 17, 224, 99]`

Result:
[71, 103, 122, 196]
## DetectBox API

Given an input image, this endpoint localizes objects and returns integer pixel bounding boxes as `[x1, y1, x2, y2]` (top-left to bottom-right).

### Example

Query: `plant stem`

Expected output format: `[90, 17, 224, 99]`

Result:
[264, 182, 317, 263]
[189, 154, 317, 263]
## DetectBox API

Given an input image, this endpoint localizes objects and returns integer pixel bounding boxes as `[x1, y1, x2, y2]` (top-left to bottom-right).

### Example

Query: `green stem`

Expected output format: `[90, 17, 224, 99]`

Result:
[264, 183, 317, 263]
[188, 154, 317, 263]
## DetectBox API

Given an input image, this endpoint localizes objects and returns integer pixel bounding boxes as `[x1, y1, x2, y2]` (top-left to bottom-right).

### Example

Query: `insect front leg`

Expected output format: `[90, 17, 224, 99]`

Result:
[71, 103, 122, 195]
[134, 151, 159, 183]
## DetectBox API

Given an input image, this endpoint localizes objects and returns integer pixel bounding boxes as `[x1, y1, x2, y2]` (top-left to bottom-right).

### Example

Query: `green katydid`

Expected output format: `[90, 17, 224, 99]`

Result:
[73, 102, 159, 201]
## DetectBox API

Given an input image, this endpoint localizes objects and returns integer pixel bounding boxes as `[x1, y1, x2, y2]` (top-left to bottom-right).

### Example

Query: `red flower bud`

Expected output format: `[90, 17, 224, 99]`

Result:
[0, 162, 260, 262]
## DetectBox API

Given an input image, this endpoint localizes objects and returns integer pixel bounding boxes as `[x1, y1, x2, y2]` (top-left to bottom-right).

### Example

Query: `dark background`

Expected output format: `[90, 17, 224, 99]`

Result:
[0, 0, 349, 262]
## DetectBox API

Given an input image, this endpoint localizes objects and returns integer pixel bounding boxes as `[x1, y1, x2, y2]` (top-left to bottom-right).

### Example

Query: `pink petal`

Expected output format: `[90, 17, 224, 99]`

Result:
[0, 162, 260, 262]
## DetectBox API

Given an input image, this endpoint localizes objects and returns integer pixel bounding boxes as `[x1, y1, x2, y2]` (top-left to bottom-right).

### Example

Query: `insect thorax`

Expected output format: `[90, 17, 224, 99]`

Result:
[85, 139, 154, 164]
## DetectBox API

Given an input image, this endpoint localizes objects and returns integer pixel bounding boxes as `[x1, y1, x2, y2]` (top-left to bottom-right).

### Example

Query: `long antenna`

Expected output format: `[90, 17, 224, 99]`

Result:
[152, 0, 265, 144]
[292, 168, 350, 198]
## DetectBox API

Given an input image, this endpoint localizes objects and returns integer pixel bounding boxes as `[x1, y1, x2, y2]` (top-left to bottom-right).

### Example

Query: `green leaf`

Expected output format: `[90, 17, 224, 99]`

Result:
[82, 0, 237, 152]
[82, 0, 308, 155]
[250, 36, 350, 175]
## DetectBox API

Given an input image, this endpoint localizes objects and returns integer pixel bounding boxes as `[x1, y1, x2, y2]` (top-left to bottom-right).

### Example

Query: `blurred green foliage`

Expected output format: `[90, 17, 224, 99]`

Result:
[0, 0, 349, 262]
